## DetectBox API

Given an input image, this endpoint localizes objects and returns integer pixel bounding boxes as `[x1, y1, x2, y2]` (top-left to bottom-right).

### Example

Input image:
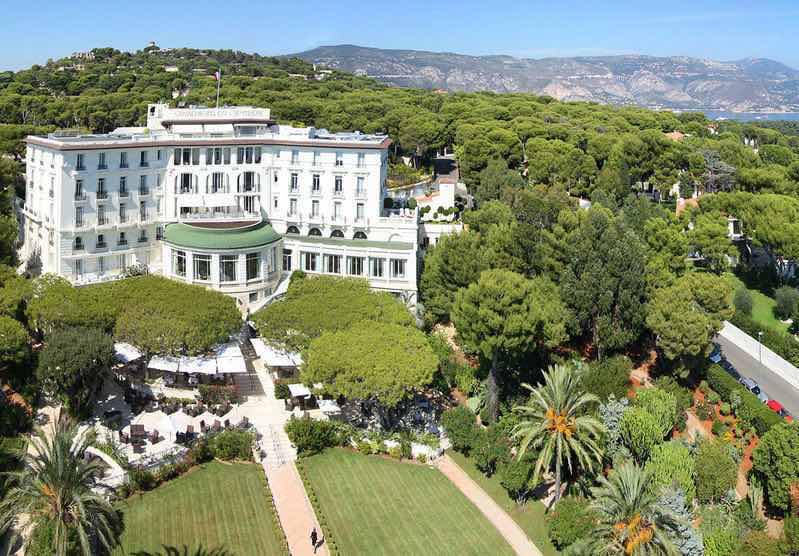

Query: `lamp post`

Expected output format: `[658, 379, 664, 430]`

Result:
[758, 330, 763, 363]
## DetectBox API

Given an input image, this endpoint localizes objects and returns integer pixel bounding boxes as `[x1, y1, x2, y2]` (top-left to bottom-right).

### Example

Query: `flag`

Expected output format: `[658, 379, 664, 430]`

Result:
[214, 70, 221, 81]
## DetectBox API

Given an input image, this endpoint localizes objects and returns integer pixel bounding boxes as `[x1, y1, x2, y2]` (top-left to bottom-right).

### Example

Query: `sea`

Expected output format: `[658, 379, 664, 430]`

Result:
[692, 111, 799, 122]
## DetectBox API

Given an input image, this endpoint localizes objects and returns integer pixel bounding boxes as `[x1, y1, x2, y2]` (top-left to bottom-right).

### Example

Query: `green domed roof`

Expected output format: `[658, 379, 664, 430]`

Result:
[163, 220, 281, 250]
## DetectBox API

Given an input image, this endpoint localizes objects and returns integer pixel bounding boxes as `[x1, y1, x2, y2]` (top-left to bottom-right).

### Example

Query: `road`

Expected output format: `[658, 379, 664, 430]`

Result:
[714, 334, 799, 416]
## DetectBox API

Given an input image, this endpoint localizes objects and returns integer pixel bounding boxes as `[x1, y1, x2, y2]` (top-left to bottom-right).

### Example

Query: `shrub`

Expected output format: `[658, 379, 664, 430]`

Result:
[441, 406, 478, 454]
[705, 364, 781, 435]
[189, 438, 213, 464]
[406, 197, 417, 210]
[356, 440, 373, 455]
[580, 355, 632, 402]
[209, 430, 254, 461]
[619, 407, 663, 461]
[498, 456, 534, 502]
[733, 288, 753, 316]
[707, 390, 721, 405]
[784, 516, 799, 554]
[128, 467, 157, 492]
[739, 531, 783, 556]
[0, 399, 32, 437]
[198, 384, 240, 405]
[653, 376, 692, 431]
[388, 446, 402, 459]
[399, 439, 412, 460]
[633, 387, 678, 438]
[273, 382, 290, 399]
[711, 419, 724, 436]
[472, 425, 511, 476]
[546, 495, 597, 550]
[285, 416, 337, 456]
[703, 527, 742, 556]
[695, 400, 713, 421]
[774, 286, 799, 320]
[720, 402, 731, 416]
[417, 454, 427, 464]
[645, 441, 696, 502]
[695, 440, 737, 503]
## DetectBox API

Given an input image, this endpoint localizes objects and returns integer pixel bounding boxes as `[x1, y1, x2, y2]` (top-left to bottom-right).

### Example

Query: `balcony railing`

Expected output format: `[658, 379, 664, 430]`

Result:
[139, 187, 150, 196]
[178, 210, 259, 221]
[118, 239, 128, 246]
[138, 236, 148, 243]
[74, 193, 87, 201]
[96, 241, 107, 249]
[97, 164, 107, 170]
[140, 161, 149, 168]
[119, 163, 128, 169]
[119, 190, 129, 198]
[98, 218, 110, 226]
[97, 191, 108, 200]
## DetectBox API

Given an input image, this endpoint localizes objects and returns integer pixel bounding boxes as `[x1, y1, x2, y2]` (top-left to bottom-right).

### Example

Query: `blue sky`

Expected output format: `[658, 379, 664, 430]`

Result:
[2, 0, 799, 70]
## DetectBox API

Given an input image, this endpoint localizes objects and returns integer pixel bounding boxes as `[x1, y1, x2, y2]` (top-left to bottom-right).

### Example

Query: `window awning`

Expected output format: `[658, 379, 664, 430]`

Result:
[148, 355, 180, 373]
[251, 338, 302, 367]
[288, 383, 312, 398]
[179, 356, 218, 375]
[114, 342, 143, 363]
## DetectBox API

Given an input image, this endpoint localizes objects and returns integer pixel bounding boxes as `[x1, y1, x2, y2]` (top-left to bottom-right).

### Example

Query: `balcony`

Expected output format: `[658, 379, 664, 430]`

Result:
[138, 236, 149, 244]
[97, 191, 108, 200]
[178, 210, 259, 222]
[119, 163, 128, 169]
[119, 190, 129, 198]
[96, 241, 108, 250]
[97, 164, 107, 170]
[140, 161, 149, 168]
[76, 164, 86, 172]
[139, 187, 150, 196]
[117, 239, 128, 247]
[74, 193, 87, 202]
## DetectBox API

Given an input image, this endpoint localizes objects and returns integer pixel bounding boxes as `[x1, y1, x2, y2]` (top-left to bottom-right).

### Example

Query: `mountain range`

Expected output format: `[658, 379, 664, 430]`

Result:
[293, 44, 799, 112]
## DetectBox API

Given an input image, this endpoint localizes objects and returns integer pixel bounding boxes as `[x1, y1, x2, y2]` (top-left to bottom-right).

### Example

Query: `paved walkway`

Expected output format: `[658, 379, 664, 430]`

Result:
[436, 455, 542, 556]
[265, 463, 329, 556]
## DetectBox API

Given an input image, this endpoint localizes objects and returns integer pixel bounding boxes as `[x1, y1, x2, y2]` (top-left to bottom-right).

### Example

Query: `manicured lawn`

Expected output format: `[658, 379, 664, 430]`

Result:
[725, 274, 788, 332]
[447, 450, 560, 556]
[299, 448, 515, 556]
[114, 462, 287, 556]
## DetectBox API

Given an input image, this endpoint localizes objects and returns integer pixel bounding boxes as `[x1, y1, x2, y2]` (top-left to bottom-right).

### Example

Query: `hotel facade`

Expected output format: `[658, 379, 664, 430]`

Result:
[19, 104, 428, 310]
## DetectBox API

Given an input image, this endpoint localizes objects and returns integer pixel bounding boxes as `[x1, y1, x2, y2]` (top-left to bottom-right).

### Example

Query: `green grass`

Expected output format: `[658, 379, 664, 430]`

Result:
[725, 274, 788, 332]
[114, 462, 287, 556]
[299, 448, 515, 556]
[447, 450, 560, 556]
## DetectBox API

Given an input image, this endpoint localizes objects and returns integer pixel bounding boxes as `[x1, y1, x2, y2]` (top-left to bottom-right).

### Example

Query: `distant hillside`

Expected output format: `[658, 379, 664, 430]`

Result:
[293, 44, 799, 112]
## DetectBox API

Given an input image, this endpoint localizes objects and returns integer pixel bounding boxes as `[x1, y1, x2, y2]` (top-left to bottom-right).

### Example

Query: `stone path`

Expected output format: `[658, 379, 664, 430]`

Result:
[435, 454, 542, 556]
[266, 463, 329, 556]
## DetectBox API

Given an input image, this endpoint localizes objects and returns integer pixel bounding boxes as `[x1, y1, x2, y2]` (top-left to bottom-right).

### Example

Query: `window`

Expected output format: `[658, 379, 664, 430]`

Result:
[240, 171, 257, 193]
[76, 153, 85, 171]
[356, 176, 365, 196]
[139, 201, 147, 222]
[224, 148, 231, 164]
[179, 173, 193, 193]
[119, 203, 127, 223]
[119, 152, 128, 168]
[207, 148, 220, 165]
[119, 176, 128, 196]
[220, 255, 237, 282]
[324, 254, 341, 274]
[75, 179, 85, 200]
[139, 175, 148, 195]
[237, 147, 257, 164]
[290, 173, 299, 192]
[97, 178, 107, 199]
[98, 152, 107, 170]
[289, 198, 298, 216]
[156, 224, 163, 239]
[98, 256, 106, 274]
[286, 226, 299, 234]
[313, 151, 320, 166]
[156, 199, 162, 217]
[356, 203, 365, 221]
[74, 259, 83, 277]
[246, 252, 261, 280]
[334, 176, 343, 194]
[308, 228, 322, 237]
[175, 148, 200, 166]
[75, 207, 84, 227]
[311, 200, 320, 217]
[96, 233, 106, 248]
[347, 256, 365, 276]
[97, 205, 107, 226]
[119, 254, 128, 270]
[291, 150, 299, 164]
[173, 250, 186, 277]
[357, 152, 365, 168]
[333, 201, 342, 221]
[312, 174, 320, 192]
[249, 292, 259, 303]
[331, 229, 344, 238]
[335, 152, 343, 166]
[139, 150, 148, 167]
[391, 259, 406, 279]
[282, 249, 292, 271]
[157, 149, 162, 161]
[73, 236, 84, 251]
[302, 252, 318, 272]
[354, 231, 368, 240]
[273, 196, 279, 209]
[193, 254, 211, 281]
[138, 229, 148, 243]
[118, 231, 127, 246]
[370, 257, 384, 278]
[211, 172, 225, 193]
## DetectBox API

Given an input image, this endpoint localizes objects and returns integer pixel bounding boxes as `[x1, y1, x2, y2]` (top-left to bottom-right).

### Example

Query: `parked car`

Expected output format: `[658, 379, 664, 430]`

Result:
[740, 377, 769, 402]
[709, 346, 722, 364]
[766, 400, 794, 421]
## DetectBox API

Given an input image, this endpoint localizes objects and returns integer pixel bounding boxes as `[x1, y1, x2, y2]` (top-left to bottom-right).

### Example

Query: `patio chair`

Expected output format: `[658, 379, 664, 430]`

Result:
[212, 420, 221, 432]
[150, 429, 159, 443]
[224, 419, 231, 429]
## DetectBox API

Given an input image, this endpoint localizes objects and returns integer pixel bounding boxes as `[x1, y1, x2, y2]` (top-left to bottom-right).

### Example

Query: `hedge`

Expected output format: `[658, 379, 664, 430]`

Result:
[705, 365, 782, 435]
[731, 312, 799, 368]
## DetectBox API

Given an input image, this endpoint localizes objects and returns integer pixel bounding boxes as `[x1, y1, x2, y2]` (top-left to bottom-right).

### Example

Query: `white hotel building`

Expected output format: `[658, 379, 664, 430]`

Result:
[19, 104, 428, 310]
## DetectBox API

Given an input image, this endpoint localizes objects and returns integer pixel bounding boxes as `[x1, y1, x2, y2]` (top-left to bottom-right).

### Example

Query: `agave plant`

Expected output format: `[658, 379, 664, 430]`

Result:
[511, 362, 604, 504]
[0, 414, 120, 556]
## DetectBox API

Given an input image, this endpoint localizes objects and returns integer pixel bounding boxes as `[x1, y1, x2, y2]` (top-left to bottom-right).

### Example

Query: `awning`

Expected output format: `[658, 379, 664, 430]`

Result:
[215, 343, 243, 359]
[115, 342, 143, 363]
[148, 356, 180, 373]
[251, 338, 302, 367]
[217, 356, 247, 374]
[168, 410, 195, 432]
[288, 383, 312, 398]
[179, 356, 218, 375]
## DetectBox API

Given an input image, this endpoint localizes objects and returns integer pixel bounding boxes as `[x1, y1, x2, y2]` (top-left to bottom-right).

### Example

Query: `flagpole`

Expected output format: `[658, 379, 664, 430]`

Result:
[215, 68, 221, 108]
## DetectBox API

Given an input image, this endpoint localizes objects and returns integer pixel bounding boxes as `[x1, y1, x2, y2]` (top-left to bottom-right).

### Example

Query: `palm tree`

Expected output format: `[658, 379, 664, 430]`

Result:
[133, 546, 232, 556]
[587, 461, 680, 556]
[511, 363, 604, 504]
[0, 414, 121, 556]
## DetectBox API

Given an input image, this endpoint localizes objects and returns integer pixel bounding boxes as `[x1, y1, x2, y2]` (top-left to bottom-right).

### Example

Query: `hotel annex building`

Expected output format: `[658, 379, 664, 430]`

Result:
[19, 104, 434, 310]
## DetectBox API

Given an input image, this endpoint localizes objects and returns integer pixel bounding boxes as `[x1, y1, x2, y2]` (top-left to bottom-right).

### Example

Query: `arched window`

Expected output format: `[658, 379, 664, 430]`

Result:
[73, 237, 84, 250]
[353, 231, 368, 240]
[286, 226, 300, 234]
[309, 228, 322, 237]
[330, 229, 344, 238]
